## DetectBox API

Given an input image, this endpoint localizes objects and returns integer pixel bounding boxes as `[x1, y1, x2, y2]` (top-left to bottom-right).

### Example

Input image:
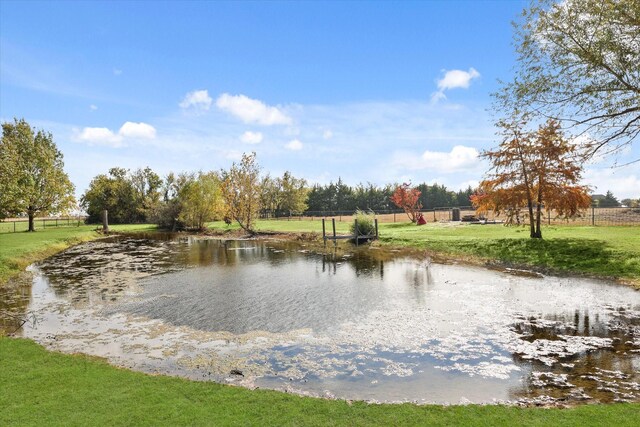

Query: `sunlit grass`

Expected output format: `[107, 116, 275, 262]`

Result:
[2, 338, 639, 427]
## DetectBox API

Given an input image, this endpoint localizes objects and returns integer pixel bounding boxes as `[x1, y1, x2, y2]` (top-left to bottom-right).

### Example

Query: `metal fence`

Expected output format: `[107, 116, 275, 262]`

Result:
[0, 217, 87, 233]
[263, 206, 640, 226]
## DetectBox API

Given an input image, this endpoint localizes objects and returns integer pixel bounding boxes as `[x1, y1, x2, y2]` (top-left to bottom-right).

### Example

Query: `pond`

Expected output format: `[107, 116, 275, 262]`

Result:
[3, 233, 639, 405]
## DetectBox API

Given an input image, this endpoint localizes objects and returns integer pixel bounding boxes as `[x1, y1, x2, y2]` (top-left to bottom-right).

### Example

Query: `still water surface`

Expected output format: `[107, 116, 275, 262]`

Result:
[4, 234, 639, 404]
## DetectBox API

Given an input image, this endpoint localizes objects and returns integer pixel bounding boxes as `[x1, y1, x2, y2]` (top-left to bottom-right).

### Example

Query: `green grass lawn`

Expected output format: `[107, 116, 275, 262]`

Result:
[0, 224, 156, 285]
[1, 337, 639, 427]
[207, 220, 640, 285]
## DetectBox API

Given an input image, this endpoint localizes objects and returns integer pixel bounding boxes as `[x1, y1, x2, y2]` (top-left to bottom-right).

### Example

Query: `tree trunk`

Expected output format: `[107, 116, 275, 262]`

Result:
[527, 201, 536, 238]
[28, 211, 35, 232]
[534, 193, 543, 239]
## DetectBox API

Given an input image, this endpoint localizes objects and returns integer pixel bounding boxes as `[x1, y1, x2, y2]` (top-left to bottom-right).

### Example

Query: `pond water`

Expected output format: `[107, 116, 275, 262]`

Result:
[3, 234, 640, 405]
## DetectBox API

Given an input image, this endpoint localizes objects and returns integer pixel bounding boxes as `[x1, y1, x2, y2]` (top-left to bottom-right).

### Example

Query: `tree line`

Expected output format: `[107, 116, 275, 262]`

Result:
[80, 156, 477, 230]
[306, 180, 474, 213]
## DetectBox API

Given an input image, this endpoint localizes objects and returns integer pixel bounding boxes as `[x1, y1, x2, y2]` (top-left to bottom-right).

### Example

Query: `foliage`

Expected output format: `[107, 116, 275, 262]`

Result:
[221, 152, 262, 233]
[260, 171, 308, 216]
[150, 172, 188, 230]
[599, 190, 621, 208]
[496, 0, 640, 159]
[349, 209, 376, 237]
[177, 171, 224, 230]
[306, 178, 357, 212]
[390, 183, 422, 223]
[129, 167, 163, 220]
[306, 181, 472, 214]
[278, 171, 308, 214]
[0, 118, 75, 231]
[621, 198, 640, 208]
[472, 118, 592, 238]
[81, 167, 161, 224]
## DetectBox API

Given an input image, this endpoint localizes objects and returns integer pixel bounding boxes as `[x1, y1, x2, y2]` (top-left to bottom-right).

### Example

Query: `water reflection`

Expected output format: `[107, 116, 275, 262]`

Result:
[0, 279, 32, 335]
[6, 233, 640, 404]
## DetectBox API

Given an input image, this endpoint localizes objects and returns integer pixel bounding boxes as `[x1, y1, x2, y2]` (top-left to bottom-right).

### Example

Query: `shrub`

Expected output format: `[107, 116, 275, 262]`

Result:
[350, 209, 376, 237]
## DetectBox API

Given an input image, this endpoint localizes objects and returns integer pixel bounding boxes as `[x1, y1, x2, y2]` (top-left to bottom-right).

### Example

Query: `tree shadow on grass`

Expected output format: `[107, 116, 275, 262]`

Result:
[486, 238, 639, 278]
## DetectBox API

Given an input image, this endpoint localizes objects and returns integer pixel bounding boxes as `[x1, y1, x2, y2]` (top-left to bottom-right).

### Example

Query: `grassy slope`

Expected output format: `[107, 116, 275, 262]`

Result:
[0, 224, 156, 285]
[208, 220, 640, 283]
[2, 338, 639, 427]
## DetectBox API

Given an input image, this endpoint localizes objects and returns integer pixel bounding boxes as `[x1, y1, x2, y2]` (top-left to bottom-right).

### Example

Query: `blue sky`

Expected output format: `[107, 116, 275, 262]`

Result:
[1, 0, 638, 200]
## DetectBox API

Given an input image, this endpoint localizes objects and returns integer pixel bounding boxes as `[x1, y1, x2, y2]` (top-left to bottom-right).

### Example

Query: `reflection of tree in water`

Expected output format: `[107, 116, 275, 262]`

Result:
[0, 280, 32, 335]
[509, 308, 640, 403]
[38, 236, 194, 305]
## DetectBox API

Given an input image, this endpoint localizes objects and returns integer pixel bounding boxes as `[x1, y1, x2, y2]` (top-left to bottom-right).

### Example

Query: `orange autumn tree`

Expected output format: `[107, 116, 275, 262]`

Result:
[471, 117, 591, 239]
[390, 183, 422, 223]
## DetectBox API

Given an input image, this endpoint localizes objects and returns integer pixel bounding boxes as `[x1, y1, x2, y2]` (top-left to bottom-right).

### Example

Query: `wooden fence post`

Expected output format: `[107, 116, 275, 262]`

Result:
[332, 218, 336, 246]
[322, 218, 326, 244]
[102, 210, 109, 232]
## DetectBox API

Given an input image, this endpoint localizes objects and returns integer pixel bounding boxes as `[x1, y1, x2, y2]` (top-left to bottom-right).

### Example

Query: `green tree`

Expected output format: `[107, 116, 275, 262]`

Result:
[150, 172, 192, 230]
[178, 171, 224, 230]
[496, 0, 640, 160]
[278, 171, 308, 214]
[130, 167, 162, 221]
[81, 168, 135, 223]
[81, 167, 161, 224]
[259, 174, 280, 216]
[0, 118, 75, 231]
[221, 152, 262, 233]
[599, 190, 621, 207]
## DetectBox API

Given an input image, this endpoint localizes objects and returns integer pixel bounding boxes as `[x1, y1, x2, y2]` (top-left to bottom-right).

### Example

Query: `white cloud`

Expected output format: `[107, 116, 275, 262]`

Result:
[323, 129, 333, 139]
[393, 145, 480, 172]
[89, 104, 98, 111]
[119, 121, 156, 139]
[285, 139, 303, 150]
[77, 127, 123, 147]
[240, 131, 263, 144]
[431, 67, 480, 102]
[75, 121, 156, 147]
[583, 168, 640, 199]
[216, 93, 292, 125]
[179, 89, 213, 113]
[437, 68, 480, 90]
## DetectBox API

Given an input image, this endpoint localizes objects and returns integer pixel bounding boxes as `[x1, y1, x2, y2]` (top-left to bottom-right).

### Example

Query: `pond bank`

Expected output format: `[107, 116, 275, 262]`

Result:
[2, 222, 638, 289]
[196, 221, 640, 289]
[12, 234, 640, 405]
[2, 337, 640, 426]
[0, 227, 640, 425]
[0, 224, 157, 288]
